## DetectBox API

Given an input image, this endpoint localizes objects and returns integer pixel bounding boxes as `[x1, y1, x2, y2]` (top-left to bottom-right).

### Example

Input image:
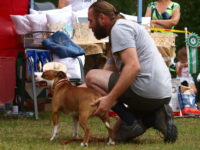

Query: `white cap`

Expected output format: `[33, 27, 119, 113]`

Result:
[43, 62, 71, 77]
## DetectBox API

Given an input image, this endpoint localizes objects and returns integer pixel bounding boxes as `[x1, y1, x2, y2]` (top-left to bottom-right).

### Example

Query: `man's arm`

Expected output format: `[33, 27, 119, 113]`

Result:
[103, 50, 117, 71]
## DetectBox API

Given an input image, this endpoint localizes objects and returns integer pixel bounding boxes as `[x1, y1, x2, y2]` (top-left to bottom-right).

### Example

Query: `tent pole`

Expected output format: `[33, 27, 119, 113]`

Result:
[137, 0, 142, 24]
[30, 0, 34, 9]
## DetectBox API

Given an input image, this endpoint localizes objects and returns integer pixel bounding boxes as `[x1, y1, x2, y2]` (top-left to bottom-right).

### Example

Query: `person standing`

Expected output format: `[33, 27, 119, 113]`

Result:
[145, 0, 180, 29]
[85, 1, 178, 143]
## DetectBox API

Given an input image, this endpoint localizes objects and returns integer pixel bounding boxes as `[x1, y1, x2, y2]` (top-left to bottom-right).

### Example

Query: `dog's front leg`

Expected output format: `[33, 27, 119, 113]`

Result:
[72, 115, 79, 138]
[50, 112, 59, 141]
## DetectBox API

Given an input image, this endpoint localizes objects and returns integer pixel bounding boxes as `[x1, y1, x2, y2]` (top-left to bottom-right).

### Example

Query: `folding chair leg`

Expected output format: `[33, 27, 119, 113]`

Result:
[30, 58, 39, 120]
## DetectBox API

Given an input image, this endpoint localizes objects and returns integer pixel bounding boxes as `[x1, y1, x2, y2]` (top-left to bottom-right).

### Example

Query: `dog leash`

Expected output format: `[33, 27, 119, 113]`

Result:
[60, 136, 106, 144]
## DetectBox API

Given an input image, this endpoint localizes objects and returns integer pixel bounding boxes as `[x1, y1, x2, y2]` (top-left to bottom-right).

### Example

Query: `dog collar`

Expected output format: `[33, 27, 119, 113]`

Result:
[55, 78, 68, 87]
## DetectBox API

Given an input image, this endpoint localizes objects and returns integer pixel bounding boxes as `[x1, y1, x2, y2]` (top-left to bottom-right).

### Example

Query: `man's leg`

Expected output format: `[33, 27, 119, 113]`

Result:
[85, 69, 112, 96]
[108, 72, 178, 143]
[154, 104, 178, 143]
[123, 96, 178, 143]
[108, 73, 147, 142]
[112, 102, 146, 142]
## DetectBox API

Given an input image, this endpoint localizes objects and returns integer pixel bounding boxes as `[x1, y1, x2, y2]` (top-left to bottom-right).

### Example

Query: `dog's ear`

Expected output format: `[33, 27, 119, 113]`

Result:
[56, 71, 66, 78]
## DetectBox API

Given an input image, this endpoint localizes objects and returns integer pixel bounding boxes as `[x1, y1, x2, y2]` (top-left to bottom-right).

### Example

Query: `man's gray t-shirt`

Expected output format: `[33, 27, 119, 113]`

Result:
[111, 19, 172, 99]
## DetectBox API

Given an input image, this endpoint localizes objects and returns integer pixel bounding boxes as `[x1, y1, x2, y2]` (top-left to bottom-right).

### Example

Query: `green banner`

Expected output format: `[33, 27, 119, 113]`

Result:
[186, 33, 200, 74]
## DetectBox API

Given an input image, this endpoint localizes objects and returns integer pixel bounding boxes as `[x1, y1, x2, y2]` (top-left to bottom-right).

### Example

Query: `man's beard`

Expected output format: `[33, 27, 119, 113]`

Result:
[92, 20, 108, 40]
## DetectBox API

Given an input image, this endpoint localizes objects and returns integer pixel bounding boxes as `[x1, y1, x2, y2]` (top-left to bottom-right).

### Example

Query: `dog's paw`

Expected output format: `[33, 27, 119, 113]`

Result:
[50, 136, 55, 141]
[107, 138, 115, 145]
[80, 142, 88, 147]
[50, 134, 58, 141]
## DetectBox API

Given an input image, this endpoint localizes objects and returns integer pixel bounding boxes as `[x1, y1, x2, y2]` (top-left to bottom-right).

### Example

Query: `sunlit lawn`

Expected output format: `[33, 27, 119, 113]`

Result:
[0, 112, 200, 150]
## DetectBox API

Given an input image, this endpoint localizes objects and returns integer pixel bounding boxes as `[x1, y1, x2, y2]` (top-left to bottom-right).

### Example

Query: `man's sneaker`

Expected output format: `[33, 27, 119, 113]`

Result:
[154, 104, 178, 143]
[115, 120, 146, 142]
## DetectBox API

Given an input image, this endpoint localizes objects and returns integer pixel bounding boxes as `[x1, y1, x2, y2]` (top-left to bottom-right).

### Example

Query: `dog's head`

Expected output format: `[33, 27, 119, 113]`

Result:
[42, 70, 66, 80]
[35, 71, 67, 88]
[35, 62, 71, 88]
[35, 72, 54, 87]
[41, 70, 70, 88]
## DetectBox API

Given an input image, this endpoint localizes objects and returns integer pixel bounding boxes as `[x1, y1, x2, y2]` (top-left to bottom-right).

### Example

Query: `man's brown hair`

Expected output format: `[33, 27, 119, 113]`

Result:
[89, 0, 124, 21]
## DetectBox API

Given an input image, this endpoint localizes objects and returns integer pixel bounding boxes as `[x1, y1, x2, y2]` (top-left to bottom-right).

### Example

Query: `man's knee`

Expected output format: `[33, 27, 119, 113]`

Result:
[85, 69, 111, 87]
[85, 69, 100, 87]
[85, 70, 95, 86]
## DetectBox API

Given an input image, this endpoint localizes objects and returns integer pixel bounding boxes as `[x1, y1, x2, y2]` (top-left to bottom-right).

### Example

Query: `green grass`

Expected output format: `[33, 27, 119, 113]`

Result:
[0, 112, 200, 150]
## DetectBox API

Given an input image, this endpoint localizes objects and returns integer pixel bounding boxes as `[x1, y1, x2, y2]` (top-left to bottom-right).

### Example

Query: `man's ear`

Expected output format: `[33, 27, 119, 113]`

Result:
[98, 13, 105, 24]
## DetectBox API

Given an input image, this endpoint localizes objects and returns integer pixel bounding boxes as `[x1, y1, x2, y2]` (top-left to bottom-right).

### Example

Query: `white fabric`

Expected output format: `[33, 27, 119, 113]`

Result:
[29, 5, 75, 33]
[169, 79, 181, 113]
[120, 13, 151, 27]
[53, 55, 85, 79]
[73, 7, 88, 18]
[26, 13, 48, 32]
[69, 0, 96, 11]
[11, 5, 73, 35]
[29, 9, 38, 14]
[46, 12, 74, 26]
[30, 5, 72, 15]
[43, 62, 67, 73]
[10, 15, 31, 35]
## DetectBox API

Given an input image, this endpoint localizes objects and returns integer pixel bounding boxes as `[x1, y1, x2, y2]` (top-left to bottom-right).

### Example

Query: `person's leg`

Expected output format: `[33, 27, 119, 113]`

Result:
[112, 102, 137, 126]
[108, 72, 178, 143]
[154, 104, 178, 143]
[122, 95, 178, 143]
[108, 73, 146, 142]
[85, 69, 113, 96]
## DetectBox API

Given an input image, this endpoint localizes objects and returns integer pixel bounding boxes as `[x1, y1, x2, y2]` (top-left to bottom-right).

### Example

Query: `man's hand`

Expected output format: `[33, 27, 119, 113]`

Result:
[91, 96, 116, 117]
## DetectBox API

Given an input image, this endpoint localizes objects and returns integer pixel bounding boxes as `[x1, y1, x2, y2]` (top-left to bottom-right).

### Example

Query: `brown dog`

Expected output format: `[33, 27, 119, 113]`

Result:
[41, 70, 115, 146]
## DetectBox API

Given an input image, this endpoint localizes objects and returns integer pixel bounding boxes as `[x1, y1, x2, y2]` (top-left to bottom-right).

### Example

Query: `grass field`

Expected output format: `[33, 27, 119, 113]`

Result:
[0, 112, 200, 150]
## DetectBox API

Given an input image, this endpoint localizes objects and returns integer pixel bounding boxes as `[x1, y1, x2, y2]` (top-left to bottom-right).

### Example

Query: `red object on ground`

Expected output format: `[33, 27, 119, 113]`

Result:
[182, 107, 200, 116]
[0, 0, 29, 103]
[173, 112, 181, 116]
[173, 108, 200, 117]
